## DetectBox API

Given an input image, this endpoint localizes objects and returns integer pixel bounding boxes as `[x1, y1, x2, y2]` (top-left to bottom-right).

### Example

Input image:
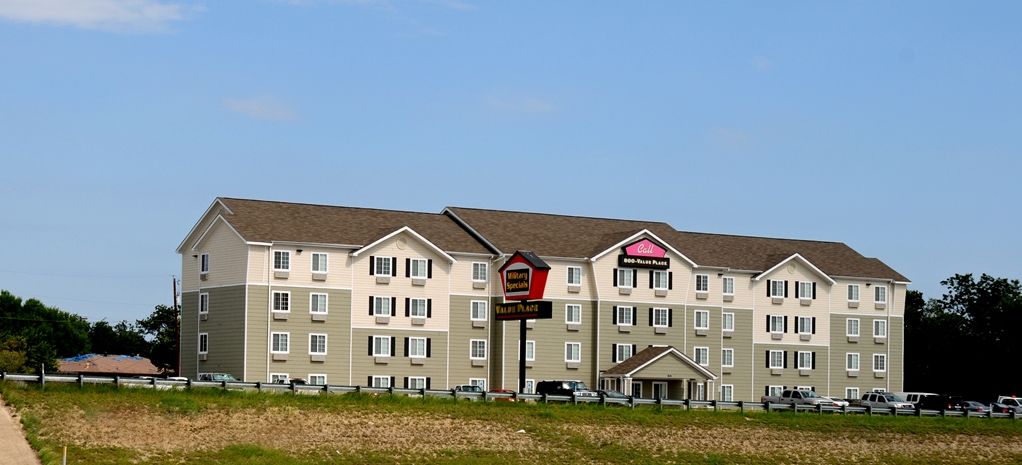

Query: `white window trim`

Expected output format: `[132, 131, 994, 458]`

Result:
[652, 307, 670, 328]
[270, 332, 290, 354]
[371, 375, 391, 388]
[875, 285, 888, 304]
[653, 270, 669, 290]
[770, 280, 785, 298]
[722, 312, 735, 332]
[525, 340, 535, 361]
[798, 281, 813, 299]
[846, 352, 860, 371]
[845, 387, 859, 400]
[309, 333, 327, 355]
[797, 316, 812, 335]
[308, 374, 327, 385]
[408, 337, 427, 358]
[272, 291, 291, 313]
[768, 385, 784, 397]
[469, 339, 487, 360]
[273, 250, 291, 271]
[198, 333, 208, 354]
[722, 277, 735, 296]
[721, 348, 734, 368]
[199, 253, 210, 273]
[567, 266, 582, 286]
[310, 293, 328, 314]
[199, 293, 209, 314]
[270, 373, 289, 384]
[616, 306, 634, 326]
[372, 335, 391, 357]
[695, 274, 709, 292]
[873, 319, 888, 338]
[720, 384, 734, 402]
[847, 284, 860, 302]
[407, 376, 427, 390]
[469, 378, 487, 390]
[873, 353, 887, 372]
[470, 300, 488, 321]
[409, 298, 428, 318]
[565, 342, 582, 363]
[846, 318, 860, 337]
[472, 262, 488, 282]
[409, 258, 428, 279]
[769, 315, 784, 334]
[694, 310, 709, 330]
[617, 268, 634, 289]
[373, 256, 393, 277]
[565, 304, 582, 324]
[311, 252, 328, 273]
[768, 350, 784, 369]
[797, 351, 813, 370]
[694, 346, 709, 366]
[615, 343, 633, 363]
[373, 296, 393, 317]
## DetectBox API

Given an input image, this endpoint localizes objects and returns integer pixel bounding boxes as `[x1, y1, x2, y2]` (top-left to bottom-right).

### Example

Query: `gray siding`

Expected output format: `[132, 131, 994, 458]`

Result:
[720, 307, 754, 401]
[496, 299, 598, 391]
[753, 342, 829, 399]
[195, 285, 247, 380]
[448, 295, 491, 388]
[351, 328, 448, 389]
[180, 291, 198, 379]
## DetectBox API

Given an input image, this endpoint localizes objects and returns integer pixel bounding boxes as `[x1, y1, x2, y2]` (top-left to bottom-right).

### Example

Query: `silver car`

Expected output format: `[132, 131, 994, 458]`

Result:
[858, 392, 913, 409]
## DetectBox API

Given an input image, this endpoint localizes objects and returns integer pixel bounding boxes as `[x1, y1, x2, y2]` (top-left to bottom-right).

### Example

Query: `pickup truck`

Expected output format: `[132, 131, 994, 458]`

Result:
[996, 396, 1022, 412]
[760, 389, 832, 406]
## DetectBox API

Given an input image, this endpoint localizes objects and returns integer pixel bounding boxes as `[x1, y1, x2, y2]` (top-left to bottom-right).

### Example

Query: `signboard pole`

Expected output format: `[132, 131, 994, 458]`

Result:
[519, 320, 527, 393]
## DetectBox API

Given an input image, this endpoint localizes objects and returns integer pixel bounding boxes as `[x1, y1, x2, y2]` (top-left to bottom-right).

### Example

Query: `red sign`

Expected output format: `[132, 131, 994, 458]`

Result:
[623, 238, 667, 258]
[498, 251, 550, 301]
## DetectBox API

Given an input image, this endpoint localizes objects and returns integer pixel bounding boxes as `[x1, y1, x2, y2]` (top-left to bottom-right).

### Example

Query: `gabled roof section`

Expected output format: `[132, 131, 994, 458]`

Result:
[591, 229, 697, 268]
[350, 226, 457, 263]
[177, 198, 234, 253]
[443, 207, 677, 259]
[204, 198, 491, 254]
[603, 346, 717, 380]
[754, 253, 836, 285]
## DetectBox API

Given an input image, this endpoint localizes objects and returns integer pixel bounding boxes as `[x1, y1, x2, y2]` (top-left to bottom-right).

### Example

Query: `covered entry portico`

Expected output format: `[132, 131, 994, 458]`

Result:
[600, 346, 718, 400]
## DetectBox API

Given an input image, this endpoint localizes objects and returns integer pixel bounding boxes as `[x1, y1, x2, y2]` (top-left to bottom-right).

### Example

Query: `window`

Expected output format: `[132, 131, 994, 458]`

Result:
[875, 286, 887, 303]
[720, 385, 734, 402]
[309, 334, 327, 355]
[694, 310, 709, 330]
[524, 379, 535, 394]
[873, 354, 887, 372]
[615, 306, 634, 326]
[797, 316, 814, 335]
[200, 253, 209, 273]
[873, 320, 887, 338]
[846, 318, 860, 337]
[723, 277, 734, 295]
[847, 284, 859, 302]
[373, 256, 392, 276]
[797, 351, 813, 370]
[472, 262, 488, 282]
[653, 308, 670, 327]
[614, 343, 633, 363]
[632, 382, 642, 398]
[695, 274, 709, 292]
[271, 332, 289, 353]
[770, 280, 785, 298]
[198, 333, 208, 354]
[407, 337, 427, 358]
[722, 312, 735, 332]
[470, 301, 487, 321]
[311, 253, 328, 273]
[371, 376, 391, 388]
[309, 374, 327, 385]
[616, 268, 634, 288]
[270, 373, 289, 384]
[310, 293, 328, 314]
[768, 350, 784, 369]
[565, 304, 581, 324]
[273, 250, 290, 271]
[409, 298, 428, 318]
[407, 377, 427, 390]
[694, 347, 709, 366]
[372, 336, 391, 357]
[567, 266, 581, 285]
[653, 382, 669, 400]
[769, 315, 784, 333]
[653, 270, 670, 290]
[721, 348, 734, 367]
[373, 296, 392, 316]
[525, 340, 535, 361]
[846, 353, 860, 371]
[845, 387, 859, 400]
[409, 258, 428, 279]
[199, 293, 209, 314]
[469, 378, 487, 390]
[470, 340, 487, 360]
[798, 281, 814, 299]
[272, 291, 290, 313]
[768, 385, 784, 397]
[565, 342, 581, 363]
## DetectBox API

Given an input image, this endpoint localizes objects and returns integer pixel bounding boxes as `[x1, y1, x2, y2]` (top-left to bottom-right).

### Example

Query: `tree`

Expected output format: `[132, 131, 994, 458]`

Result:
[137, 304, 179, 374]
[0, 290, 91, 373]
[0, 337, 28, 373]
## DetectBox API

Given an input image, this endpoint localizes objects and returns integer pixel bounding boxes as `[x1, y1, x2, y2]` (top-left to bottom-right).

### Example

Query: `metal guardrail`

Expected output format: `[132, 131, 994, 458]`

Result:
[0, 372, 1017, 420]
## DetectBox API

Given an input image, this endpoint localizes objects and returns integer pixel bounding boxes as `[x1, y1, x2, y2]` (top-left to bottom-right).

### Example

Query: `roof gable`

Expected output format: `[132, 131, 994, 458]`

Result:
[603, 346, 717, 380]
[176, 198, 234, 253]
[591, 230, 697, 268]
[351, 226, 457, 264]
[754, 253, 836, 285]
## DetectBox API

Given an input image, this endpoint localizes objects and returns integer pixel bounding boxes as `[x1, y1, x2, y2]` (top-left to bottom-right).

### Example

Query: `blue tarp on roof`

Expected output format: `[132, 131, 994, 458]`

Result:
[61, 354, 145, 362]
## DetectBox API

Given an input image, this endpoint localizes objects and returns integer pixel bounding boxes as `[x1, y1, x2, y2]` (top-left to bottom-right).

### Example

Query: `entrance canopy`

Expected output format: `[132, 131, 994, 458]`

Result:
[600, 346, 718, 399]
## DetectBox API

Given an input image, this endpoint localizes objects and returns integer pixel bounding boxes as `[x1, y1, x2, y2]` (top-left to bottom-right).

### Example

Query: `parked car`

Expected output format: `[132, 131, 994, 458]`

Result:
[761, 389, 832, 407]
[917, 395, 967, 412]
[962, 401, 987, 413]
[989, 402, 1015, 414]
[856, 392, 914, 410]
[821, 396, 849, 408]
[597, 389, 629, 400]
[895, 392, 938, 404]
[452, 384, 484, 393]
[197, 373, 238, 382]
[536, 380, 598, 397]
[996, 396, 1022, 412]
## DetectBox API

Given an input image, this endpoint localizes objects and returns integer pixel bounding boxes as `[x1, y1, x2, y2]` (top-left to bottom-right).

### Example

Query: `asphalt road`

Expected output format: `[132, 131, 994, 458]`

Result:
[0, 394, 41, 465]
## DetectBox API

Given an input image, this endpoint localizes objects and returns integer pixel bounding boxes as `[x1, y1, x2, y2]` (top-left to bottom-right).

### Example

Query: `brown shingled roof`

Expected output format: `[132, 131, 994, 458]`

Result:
[218, 198, 491, 255]
[602, 346, 674, 376]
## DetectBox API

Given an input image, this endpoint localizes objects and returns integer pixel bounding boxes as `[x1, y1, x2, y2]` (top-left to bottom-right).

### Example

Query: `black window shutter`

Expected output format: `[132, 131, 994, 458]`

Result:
[404, 376, 409, 389]
[427, 259, 433, 278]
[405, 298, 410, 317]
[669, 272, 673, 290]
[426, 377, 431, 389]
[405, 258, 410, 277]
[648, 308, 654, 326]
[612, 344, 618, 363]
[649, 270, 654, 289]
[766, 315, 770, 332]
[765, 351, 770, 368]
[369, 296, 374, 316]
[668, 308, 674, 327]
[427, 299, 432, 318]
[632, 269, 637, 286]
[613, 269, 618, 287]
[390, 376, 395, 388]
[766, 279, 771, 297]
[368, 336, 372, 356]
[369, 256, 375, 275]
[783, 351, 788, 369]
[784, 280, 789, 298]
[812, 352, 817, 370]
[632, 344, 637, 356]
[390, 337, 396, 357]
[613, 306, 618, 325]
[795, 281, 800, 299]
[367, 375, 372, 387]
[812, 317, 817, 334]
[391, 257, 397, 276]
[765, 386, 769, 396]
[812, 282, 817, 299]
[426, 338, 432, 357]
[404, 337, 409, 357]
[784, 316, 788, 333]
[391, 297, 397, 314]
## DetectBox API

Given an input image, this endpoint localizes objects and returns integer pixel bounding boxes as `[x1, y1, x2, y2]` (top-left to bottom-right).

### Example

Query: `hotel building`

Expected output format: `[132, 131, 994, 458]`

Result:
[177, 198, 908, 402]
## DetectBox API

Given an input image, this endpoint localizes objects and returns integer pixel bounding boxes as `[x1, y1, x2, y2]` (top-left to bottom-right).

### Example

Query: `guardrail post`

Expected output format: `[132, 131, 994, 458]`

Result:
[1, 372, 5, 382]
[987, 409, 993, 419]
[766, 402, 772, 413]
[78, 374, 84, 389]
[915, 406, 922, 417]
[629, 396, 635, 409]
[738, 401, 745, 414]
[420, 388, 427, 400]
[388, 386, 395, 397]
[542, 393, 548, 404]
[186, 379, 192, 390]
[817, 404, 823, 415]
[224, 381, 229, 392]
[866, 406, 872, 417]
[891, 407, 897, 417]
[713, 400, 719, 412]
[1010, 409, 1016, 421]
[354, 385, 360, 394]
[114, 376, 120, 389]
[681, 399, 687, 411]
[255, 381, 261, 392]
[841, 405, 847, 415]
[151, 377, 157, 388]
[940, 408, 946, 417]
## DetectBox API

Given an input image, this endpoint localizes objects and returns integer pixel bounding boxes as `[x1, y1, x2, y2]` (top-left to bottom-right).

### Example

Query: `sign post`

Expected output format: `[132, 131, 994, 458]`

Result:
[497, 251, 552, 393]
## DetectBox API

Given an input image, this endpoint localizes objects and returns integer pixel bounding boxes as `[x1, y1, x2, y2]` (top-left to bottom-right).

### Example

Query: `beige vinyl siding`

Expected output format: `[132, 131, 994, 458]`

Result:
[190, 219, 248, 290]
[494, 299, 598, 391]
[261, 286, 352, 383]
[180, 204, 232, 291]
[600, 301, 685, 369]
[180, 291, 199, 379]
[753, 260, 832, 345]
[351, 328, 448, 389]
[590, 243, 694, 305]
[448, 295, 492, 388]
[246, 285, 268, 382]
[250, 246, 354, 289]
[537, 258, 596, 302]
[449, 254, 494, 296]
[753, 342, 829, 397]
[248, 246, 268, 284]
[195, 285, 247, 380]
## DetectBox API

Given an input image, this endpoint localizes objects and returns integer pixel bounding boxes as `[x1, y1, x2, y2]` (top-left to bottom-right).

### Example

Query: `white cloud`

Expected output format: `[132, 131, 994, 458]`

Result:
[223, 97, 298, 122]
[486, 96, 557, 114]
[0, 0, 191, 32]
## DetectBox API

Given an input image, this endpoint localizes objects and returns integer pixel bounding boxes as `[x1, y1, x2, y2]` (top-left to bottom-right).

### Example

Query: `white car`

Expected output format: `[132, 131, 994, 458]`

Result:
[822, 396, 849, 408]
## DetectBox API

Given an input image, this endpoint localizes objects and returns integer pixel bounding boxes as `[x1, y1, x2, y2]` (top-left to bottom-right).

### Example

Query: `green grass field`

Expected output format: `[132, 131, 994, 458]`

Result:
[2, 381, 1021, 465]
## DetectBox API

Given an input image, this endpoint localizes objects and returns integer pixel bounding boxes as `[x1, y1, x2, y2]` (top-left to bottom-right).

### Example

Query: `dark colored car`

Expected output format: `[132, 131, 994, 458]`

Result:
[597, 389, 629, 400]
[962, 401, 987, 413]
[989, 402, 1015, 414]
[918, 395, 966, 411]
[536, 380, 598, 397]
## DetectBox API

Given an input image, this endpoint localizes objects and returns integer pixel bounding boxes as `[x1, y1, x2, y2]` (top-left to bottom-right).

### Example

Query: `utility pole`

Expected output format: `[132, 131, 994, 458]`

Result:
[172, 275, 181, 377]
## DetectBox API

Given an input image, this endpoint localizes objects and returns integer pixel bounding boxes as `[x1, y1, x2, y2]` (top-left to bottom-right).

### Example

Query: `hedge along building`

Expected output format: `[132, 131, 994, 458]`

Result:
[178, 198, 909, 402]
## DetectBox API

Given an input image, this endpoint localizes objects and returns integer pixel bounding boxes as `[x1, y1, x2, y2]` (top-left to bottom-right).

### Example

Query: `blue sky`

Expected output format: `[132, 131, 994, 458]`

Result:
[1, 0, 1019, 323]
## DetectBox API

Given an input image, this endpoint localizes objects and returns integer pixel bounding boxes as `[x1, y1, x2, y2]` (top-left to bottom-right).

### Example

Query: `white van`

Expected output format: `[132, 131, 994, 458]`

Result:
[895, 392, 937, 404]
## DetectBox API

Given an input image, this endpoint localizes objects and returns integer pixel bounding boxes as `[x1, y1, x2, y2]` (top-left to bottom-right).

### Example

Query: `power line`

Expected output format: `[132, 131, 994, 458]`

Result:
[0, 269, 169, 280]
